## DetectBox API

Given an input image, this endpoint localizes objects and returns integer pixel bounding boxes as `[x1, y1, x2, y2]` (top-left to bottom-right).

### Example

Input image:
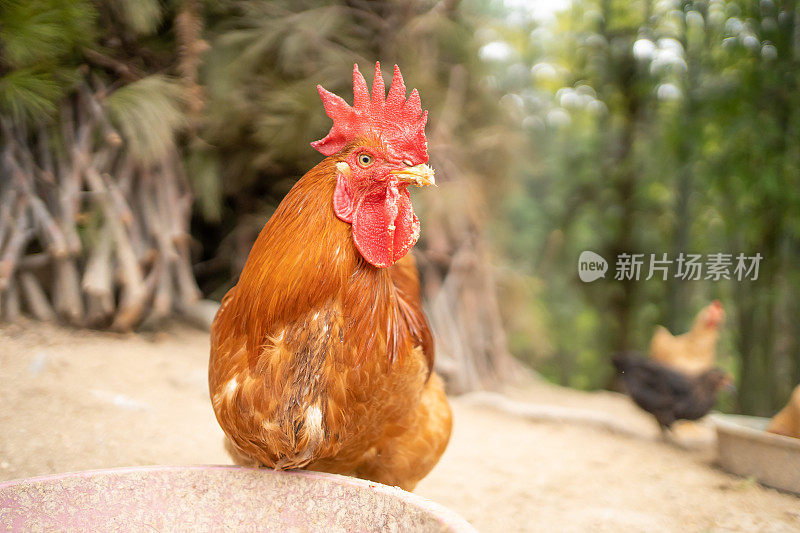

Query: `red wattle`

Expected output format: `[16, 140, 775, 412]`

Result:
[335, 181, 419, 268]
[391, 188, 420, 262]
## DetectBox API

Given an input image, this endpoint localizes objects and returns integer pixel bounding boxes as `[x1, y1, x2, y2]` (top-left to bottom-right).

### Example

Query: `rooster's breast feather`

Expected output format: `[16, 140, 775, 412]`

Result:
[208, 157, 447, 485]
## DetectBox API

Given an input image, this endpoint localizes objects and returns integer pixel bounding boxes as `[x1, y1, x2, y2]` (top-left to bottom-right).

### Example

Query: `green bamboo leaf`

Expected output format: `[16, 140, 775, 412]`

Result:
[0, 67, 62, 122]
[105, 75, 187, 164]
[0, 0, 96, 67]
[105, 0, 164, 35]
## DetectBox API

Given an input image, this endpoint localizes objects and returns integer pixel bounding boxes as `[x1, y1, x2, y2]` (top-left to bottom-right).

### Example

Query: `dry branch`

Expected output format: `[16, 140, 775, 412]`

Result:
[0, 82, 201, 331]
[0, 200, 32, 292]
[82, 227, 115, 327]
[2, 277, 21, 322]
[53, 258, 85, 325]
[20, 272, 56, 322]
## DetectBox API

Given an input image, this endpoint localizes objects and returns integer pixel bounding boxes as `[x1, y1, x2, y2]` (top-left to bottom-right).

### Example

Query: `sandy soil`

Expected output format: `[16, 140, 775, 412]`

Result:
[1, 321, 798, 532]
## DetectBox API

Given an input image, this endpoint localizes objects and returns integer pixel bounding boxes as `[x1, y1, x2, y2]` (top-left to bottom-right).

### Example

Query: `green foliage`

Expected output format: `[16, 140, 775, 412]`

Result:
[0, 67, 62, 121]
[105, 75, 187, 164]
[489, 0, 800, 414]
[0, 0, 181, 127]
[197, 0, 383, 198]
[0, 0, 96, 68]
[190, 0, 515, 289]
[4, 0, 797, 414]
[0, 0, 96, 121]
[103, 0, 164, 35]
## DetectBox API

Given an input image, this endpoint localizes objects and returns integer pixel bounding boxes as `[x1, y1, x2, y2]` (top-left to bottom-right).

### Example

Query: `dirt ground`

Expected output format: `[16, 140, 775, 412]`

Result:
[1, 321, 798, 532]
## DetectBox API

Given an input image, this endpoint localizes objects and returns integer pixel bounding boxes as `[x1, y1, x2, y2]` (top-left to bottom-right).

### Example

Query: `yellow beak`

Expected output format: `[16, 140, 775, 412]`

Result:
[390, 164, 436, 187]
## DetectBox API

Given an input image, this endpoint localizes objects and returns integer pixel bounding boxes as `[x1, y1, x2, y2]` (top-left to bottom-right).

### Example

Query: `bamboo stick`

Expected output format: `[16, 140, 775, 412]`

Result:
[82, 227, 115, 326]
[18, 253, 50, 270]
[53, 257, 85, 326]
[0, 200, 31, 292]
[0, 188, 18, 253]
[0, 83, 202, 331]
[2, 278, 20, 322]
[20, 272, 56, 322]
[2, 129, 69, 258]
[84, 161, 149, 331]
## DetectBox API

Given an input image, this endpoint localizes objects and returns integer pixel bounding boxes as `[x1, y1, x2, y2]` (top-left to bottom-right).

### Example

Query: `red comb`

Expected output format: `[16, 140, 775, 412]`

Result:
[311, 62, 429, 163]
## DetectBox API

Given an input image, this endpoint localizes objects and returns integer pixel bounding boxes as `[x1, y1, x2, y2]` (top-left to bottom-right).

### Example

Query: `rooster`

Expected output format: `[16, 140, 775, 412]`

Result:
[209, 63, 452, 491]
[767, 385, 800, 439]
[613, 352, 734, 435]
[649, 300, 725, 376]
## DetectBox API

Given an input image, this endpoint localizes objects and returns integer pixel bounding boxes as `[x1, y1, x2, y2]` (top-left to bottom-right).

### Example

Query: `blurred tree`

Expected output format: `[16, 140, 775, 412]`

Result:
[1, 0, 522, 391]
[5, 0, 798, 409]
[192, 0, 525, 390]
[491, 0, 800, 414]
[699, 0, 800, 414]
[0, 0, 200, 329]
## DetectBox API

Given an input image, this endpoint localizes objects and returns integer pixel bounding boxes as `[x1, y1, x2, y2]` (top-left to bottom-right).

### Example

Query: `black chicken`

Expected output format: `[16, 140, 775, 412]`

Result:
[612, 352, 734, 434]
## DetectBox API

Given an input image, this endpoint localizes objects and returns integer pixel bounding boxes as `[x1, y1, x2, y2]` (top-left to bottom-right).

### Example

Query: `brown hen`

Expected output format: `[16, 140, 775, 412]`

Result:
[767, 385, 800, 439]
[649, 300, 725, 376]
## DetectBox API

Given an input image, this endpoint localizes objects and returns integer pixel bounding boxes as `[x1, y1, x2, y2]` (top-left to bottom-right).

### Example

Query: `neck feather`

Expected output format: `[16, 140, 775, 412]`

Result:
[225, 157, 396, 358]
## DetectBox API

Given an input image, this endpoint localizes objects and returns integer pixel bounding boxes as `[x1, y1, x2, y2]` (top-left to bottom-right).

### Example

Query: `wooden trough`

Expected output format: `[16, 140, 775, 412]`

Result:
[713, 414, 800, 495]
[0, 466, 475, 532]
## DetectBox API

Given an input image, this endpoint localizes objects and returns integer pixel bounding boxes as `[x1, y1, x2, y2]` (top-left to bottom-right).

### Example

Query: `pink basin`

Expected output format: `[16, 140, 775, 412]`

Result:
[0, 466, 474, 532]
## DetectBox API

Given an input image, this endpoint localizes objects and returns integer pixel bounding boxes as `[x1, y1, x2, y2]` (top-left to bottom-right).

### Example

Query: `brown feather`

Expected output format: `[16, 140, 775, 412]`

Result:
[209, 153, 451, 490]
[389, 253, 435, 377]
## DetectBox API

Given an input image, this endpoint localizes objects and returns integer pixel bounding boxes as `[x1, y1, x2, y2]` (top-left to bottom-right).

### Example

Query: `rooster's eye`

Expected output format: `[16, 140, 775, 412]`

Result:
[357, 153, 373, 167]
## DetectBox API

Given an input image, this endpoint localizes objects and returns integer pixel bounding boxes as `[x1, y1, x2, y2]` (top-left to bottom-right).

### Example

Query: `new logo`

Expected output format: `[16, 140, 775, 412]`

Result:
[578, 251, 608, 282]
